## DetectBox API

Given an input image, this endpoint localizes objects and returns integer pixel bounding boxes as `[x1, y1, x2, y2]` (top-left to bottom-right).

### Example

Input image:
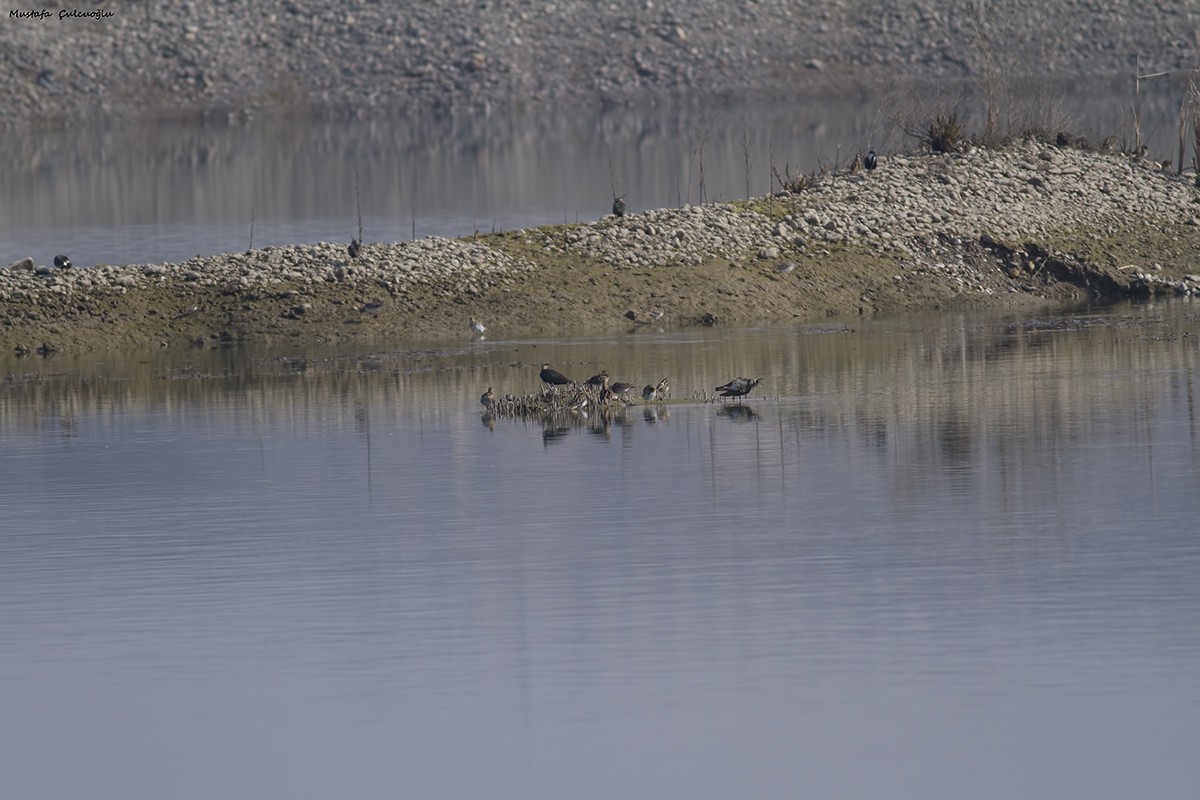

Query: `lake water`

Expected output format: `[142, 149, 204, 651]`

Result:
[2, 303, 1199, 799]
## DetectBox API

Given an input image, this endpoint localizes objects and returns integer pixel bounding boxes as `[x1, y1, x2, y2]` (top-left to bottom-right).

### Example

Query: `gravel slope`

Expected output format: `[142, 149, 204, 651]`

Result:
[3, 0, 1198, 126]
[5, 143, 1200, 353]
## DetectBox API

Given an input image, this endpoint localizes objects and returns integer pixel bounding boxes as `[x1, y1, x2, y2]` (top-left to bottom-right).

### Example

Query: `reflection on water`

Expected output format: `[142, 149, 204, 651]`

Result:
[1, 77, 1188, 269]
[2, 303, 1200, 800]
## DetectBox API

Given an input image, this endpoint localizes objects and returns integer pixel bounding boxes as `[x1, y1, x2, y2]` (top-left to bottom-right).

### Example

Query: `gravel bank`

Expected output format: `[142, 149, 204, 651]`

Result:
[5, 143, 1200, 353]
[3, 0, 1198, 126]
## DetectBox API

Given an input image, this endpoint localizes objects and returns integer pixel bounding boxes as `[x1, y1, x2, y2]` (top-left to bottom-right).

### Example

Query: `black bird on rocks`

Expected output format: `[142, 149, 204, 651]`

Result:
[612, 196, 626, 217]
[715, 377, 761, 401]
[864, 150, 877, 171]
[539, 364, 572, 387]
[53, 254, 71, 269]
[348, 239, 361, 259]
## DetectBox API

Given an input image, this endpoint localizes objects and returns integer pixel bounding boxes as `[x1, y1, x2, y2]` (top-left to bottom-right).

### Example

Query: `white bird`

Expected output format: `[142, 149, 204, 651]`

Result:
[469, 317, 487, 335]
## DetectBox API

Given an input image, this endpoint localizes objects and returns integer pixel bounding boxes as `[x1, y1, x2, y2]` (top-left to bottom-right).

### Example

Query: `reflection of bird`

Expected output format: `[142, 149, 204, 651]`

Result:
[480, 387, 495, 410]
[584, 370, 609, 387]
[539, 364, 572, 386]
[864, 150, 877, 171]
[53, 254, 72, 269]
[348, 239, 361, 259]
[642, 384, 657, 403]
[469, 317, 486, 335]
[715, 377, 761, 401]
[612, 196, 626, 217]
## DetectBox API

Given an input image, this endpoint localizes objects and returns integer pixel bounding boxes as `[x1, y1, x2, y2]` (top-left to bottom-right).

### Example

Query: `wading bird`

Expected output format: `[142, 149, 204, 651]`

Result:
[642, 384, 657, 403]
[480, 387, 495, 411]
[584, 370, 609, 387]
[469, 317, 486, 335]
[715, 377, 761, 402]
[539, 364, 572, 387]
[609, 381, 637, 400]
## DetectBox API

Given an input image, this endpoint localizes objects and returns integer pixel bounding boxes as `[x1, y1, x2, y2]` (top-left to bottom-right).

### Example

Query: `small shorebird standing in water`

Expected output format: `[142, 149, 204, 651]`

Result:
[642, 384, 657, 403]
[715, 377, 761, 402]
[584, 369, 609, 388]
[539, 364, 572, 387]
[655, 377, 669, 399]
[469, 317, 486, 336]
[609, 381, 637, 402]
[480, 387, 495, 411]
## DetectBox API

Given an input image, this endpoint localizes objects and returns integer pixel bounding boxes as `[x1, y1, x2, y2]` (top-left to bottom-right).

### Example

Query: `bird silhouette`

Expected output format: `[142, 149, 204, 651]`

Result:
[539, 364, 572, 386]
[715, 377, 761, 401]
[348, 239, 361, 259]
[864, 150, 877, 171]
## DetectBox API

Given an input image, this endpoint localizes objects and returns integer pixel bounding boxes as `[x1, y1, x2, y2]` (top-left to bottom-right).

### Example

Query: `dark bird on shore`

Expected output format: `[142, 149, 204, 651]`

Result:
[642, 384, 657, 403]
[715, 377, 761, 401]
[480, 387, 495, 411]
[584, 369, 609, 387]
[864, 150, 877, 171]
[348, 238, 361, 259]
[53, 254, 71, 269]
[612, 196, 626, 217]
[539, 364, 572, 386]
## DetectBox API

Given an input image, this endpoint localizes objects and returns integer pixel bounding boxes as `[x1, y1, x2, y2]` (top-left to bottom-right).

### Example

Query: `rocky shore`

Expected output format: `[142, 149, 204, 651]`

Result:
[5, 142, 1200, 353]
[2, 0, 1198, 127]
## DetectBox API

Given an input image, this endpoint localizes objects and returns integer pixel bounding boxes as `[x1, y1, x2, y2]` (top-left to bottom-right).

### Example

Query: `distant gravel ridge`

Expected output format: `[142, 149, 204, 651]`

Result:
[2, 0, 1198, 126]
[5, 144, 1200, 352]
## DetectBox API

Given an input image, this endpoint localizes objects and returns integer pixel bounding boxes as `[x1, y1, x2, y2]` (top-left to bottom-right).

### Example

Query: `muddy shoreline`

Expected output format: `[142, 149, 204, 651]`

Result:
[5, 143, 1200, 355]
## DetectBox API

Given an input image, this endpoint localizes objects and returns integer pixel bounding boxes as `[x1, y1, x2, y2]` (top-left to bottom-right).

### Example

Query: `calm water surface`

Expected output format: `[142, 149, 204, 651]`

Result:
[2, 304, 1199, 799]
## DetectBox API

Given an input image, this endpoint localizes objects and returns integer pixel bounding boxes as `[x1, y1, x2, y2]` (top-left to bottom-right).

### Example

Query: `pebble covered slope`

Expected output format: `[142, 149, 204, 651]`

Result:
[3, 0, 1199, 126]
[4, 142, 1200, 353]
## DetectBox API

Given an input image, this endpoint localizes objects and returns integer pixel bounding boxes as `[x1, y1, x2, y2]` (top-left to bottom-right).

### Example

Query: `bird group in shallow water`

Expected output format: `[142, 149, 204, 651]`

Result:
[480, 364, 759, 419]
